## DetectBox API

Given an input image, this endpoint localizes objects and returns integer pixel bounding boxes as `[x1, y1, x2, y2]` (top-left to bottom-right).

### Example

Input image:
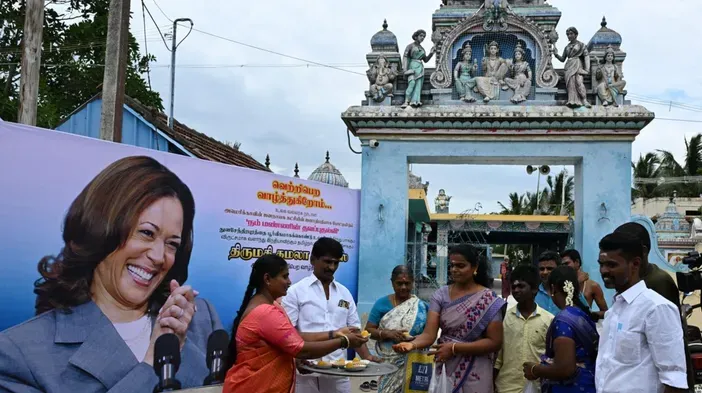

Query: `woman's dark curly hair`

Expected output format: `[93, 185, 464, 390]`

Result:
[33, 156, 196, 316]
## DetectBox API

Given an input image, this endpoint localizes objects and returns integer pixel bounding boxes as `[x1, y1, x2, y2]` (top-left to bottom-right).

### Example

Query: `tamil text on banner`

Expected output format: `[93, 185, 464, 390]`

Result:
[0, 122, 360, 331]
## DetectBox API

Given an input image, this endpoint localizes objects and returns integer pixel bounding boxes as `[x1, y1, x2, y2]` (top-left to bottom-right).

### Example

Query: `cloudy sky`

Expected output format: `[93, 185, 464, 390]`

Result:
[130, 0, 702, 213]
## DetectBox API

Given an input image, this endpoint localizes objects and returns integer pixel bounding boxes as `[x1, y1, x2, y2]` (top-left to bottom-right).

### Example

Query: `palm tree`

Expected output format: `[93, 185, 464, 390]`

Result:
[656, 134, 702, 197]
[497, 192, 526, 215]
[631, 152, 660, 199]
[542, 169, 574, 216]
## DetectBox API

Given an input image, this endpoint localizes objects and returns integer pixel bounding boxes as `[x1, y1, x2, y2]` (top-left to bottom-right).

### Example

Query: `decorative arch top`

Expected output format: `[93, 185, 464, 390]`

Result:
[430, 10, 559, 90]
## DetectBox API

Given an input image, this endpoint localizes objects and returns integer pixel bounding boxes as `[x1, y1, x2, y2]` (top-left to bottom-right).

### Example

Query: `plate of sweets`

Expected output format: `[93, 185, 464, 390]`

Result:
[344, 358, 367, 372]
[332, 359, 348, 369]
[312, 360, 333, 370]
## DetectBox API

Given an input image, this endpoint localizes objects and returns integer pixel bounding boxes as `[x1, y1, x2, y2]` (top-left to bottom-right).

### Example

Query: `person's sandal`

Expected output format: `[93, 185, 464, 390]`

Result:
[370, 380, 378, 390]
[360, 382, 371, 392]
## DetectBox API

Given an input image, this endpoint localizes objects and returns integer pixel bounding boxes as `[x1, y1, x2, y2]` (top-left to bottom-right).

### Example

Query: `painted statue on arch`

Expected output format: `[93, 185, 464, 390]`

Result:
[553, 27, 591, 108]
[504, 42, 532, 103]
[474, 41, 509, 102]
[594, 46, 626, 107]
[402, 29, 436, 108]
[453, 43, 478, 103]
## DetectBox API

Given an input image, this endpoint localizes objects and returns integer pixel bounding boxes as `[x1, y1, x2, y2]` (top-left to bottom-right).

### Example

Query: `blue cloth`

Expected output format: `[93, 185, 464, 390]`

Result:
[0, 298, 223, 393]
[368, 296, 394, 326]
[542, 306, 597, 393]
[368, 296, 428, 337]
[535, 284, 588, 316]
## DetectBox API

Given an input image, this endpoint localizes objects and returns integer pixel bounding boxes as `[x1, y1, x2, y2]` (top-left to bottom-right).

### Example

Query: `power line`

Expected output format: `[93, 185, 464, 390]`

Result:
[150, 0, 365, 77]
[142, 2, 171, 51]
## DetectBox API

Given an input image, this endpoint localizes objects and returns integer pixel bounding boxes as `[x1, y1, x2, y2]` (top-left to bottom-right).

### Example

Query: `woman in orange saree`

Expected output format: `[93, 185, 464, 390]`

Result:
[223, 255, 367, 393]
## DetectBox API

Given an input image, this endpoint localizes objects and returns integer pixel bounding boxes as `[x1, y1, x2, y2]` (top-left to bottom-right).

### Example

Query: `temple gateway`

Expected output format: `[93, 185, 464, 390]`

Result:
[342, 0, 655, 315]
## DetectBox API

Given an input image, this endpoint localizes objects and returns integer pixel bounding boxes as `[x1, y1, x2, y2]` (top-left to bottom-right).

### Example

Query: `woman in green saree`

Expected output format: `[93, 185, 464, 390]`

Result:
[401, 29, 435, 108]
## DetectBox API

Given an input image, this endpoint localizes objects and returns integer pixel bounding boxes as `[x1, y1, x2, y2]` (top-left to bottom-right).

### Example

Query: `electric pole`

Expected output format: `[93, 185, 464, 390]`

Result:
[17, 0, 45, 125]
[168, 18, 193, 129]
[99, 0, 131, 142]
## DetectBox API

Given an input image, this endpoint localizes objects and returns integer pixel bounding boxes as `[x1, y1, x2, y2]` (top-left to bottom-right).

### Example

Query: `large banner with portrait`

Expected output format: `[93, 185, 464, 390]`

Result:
[0, 121, 360, 331]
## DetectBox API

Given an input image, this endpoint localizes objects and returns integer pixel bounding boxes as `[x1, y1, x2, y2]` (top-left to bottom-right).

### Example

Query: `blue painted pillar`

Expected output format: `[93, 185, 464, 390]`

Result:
[357, 146, 408, 317]
[576, 141, 633, 304]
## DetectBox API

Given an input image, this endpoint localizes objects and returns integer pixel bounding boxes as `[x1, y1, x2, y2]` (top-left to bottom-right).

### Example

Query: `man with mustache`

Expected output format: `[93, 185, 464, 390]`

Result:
[282, 237, 379, 393]
[596, 232, 687, 393]
[613, 222, 693, 391]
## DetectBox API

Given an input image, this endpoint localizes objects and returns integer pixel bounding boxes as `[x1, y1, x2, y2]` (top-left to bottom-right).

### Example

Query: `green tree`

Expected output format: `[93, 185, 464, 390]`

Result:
[0, 0, 161, 128]
[656, 134, 702, 197]
[542, 169, 574, 216]
[631, 152, 661, 199]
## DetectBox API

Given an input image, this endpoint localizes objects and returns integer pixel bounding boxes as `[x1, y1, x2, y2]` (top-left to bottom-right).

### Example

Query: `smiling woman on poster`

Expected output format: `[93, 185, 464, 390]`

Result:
[0, 156, 223, 392]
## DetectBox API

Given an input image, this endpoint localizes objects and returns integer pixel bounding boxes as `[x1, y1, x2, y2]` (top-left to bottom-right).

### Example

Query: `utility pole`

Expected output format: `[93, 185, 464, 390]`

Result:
[168, 18, 193, 129]
[99, 0, 131, 142]
[17, 0, 45, 125]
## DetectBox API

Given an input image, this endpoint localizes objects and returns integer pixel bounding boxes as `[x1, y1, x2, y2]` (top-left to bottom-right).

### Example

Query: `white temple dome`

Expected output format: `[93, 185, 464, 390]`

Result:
[307, 151, 349, 188]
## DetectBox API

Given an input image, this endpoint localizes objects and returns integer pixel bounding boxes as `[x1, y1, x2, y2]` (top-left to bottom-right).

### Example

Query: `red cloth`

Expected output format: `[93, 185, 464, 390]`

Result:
[223, 304, 304, 393]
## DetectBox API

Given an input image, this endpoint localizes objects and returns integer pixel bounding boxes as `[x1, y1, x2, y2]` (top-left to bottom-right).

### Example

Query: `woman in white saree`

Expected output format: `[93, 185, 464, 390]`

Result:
[364, 266, 429, 393]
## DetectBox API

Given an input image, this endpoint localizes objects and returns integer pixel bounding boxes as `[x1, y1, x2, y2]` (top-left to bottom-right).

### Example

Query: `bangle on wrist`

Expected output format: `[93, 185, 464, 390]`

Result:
[329, 330, 334, 340]
[339, 335, 349, 349]
[411, 342, 417, 351]
[379, 329, 383, 340]
[531, 364, 538, 378]
[452, 343, 456, 356]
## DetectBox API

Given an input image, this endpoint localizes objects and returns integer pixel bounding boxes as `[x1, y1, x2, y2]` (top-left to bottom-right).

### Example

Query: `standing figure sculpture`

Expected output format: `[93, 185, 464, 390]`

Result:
[553, 27, 591, 108]
[402, 29, 436, 108]
[595, 46, 626, 107]
[474, 41, 509, 102]
[453, 43, 478, 103]
[504, 43, 532, 103]
[367, 55, 397, 103]
[435, 189, 452, 214]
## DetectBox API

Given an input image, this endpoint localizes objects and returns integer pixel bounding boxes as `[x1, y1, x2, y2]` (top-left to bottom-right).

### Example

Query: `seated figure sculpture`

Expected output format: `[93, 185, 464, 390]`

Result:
[474, 41, 509, 102]
[504, 43, 532, 103]
[366, 55, 397, 103]
[595, 46, 626, 107]
[453, 43, 478, 103]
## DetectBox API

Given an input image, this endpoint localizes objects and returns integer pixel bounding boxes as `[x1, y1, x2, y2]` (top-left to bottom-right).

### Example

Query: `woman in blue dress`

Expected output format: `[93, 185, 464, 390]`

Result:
[365, 265, 428, 393]
[523, 265, 598, 393]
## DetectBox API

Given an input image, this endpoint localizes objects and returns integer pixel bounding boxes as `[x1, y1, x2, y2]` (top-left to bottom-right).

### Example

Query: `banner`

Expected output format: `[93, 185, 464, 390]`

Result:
[0, 121, 360, 332]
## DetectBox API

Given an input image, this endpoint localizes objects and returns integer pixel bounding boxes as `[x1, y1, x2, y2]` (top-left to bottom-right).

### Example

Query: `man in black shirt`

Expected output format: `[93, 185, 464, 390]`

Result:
[614, 222, 693, 392]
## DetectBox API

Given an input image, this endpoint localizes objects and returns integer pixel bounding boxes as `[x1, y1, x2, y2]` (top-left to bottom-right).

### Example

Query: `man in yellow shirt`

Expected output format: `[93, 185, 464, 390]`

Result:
[495, 265, 554, 393]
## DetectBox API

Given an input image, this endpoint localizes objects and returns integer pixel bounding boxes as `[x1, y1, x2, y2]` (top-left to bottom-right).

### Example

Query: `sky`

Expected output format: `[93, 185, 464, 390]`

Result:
[128, 0, 702, 214]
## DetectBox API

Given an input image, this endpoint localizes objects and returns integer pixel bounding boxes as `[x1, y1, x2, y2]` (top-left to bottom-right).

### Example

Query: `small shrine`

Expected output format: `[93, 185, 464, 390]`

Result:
[344, 0, 655, 313]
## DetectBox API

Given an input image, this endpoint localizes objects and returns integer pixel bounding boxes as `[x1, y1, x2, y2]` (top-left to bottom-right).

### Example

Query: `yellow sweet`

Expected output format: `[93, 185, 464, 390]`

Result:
[317, 360, 330, 367]
[334, 359, 346, 366]
[361, 330, 370, 338]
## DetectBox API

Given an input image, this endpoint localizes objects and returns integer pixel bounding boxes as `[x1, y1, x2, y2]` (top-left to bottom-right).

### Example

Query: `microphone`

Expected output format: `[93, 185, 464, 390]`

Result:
[203, 329, 229, 386]
[153, 333, 182, 392]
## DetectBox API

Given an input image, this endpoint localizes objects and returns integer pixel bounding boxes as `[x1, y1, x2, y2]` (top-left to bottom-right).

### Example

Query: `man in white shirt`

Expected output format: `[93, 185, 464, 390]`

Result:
[596, 232, 688, 393]
[283, 237, 379, 393]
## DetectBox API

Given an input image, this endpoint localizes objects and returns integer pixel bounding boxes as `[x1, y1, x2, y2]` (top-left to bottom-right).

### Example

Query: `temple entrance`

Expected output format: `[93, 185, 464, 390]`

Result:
[343, 0, 654, 316]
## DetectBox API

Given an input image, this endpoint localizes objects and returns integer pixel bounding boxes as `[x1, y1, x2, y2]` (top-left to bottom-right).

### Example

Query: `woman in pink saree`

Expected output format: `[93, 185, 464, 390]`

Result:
[394, 244, 506, 392]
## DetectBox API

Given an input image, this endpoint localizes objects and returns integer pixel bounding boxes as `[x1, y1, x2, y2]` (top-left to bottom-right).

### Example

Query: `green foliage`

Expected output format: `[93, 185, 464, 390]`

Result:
[0, 0, 162, 128]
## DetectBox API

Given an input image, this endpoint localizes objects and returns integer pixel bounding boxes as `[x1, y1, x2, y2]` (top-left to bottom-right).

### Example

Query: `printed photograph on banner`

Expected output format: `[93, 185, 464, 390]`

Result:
[0, 123, 360, 331]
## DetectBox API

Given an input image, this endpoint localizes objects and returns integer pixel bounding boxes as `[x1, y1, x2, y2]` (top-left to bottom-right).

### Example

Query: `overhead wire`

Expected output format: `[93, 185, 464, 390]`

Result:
[150, 0, 365, 77]
[142, 2, 171, 51]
